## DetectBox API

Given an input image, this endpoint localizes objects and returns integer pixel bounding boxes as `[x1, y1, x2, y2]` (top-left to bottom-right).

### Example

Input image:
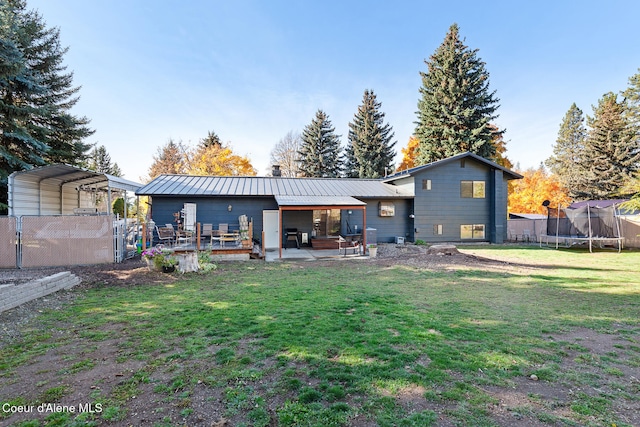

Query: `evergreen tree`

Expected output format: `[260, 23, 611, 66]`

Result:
[574, 93, 639, 200]
[88, 145, 121, 176]
[345, 89, 396, 178]
[414, 23, 501, 165]
[0, 0, 93, 212]
[199, 130, 222, 148]
[298, 110, 343, 177]
[0, 1, 48, 211]
[546, 103, 587, 197]
[622, 68, 640, 145]
[23, 7, 93, 166]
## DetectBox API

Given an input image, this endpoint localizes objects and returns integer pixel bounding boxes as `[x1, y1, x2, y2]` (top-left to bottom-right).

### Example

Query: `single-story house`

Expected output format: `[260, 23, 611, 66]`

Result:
[135, 152, 522, 255]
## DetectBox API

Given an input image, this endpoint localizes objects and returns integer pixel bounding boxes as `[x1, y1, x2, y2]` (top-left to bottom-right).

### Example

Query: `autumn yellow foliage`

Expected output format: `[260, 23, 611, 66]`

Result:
[397, 136, 419, 171]
[187, 144, 257, 176]
[508, 167, 571, 214]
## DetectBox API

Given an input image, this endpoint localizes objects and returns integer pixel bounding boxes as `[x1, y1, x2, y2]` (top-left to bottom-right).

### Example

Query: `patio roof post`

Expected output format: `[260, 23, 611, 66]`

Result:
[278, 207, 283, 259]
[362, 206, 367, 249]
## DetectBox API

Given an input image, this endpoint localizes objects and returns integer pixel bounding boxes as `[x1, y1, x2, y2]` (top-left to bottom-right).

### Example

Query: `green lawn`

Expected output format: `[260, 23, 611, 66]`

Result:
[1, 246, 639, 426]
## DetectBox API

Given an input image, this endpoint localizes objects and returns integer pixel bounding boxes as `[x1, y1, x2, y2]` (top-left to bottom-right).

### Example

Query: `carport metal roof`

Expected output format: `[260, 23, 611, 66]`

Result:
[9, 164, 141, 192]
[8, 164, 143, 216]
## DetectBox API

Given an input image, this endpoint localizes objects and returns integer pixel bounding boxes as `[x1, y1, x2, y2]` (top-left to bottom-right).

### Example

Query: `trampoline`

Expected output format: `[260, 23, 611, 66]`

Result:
[540, 203, 624, 252]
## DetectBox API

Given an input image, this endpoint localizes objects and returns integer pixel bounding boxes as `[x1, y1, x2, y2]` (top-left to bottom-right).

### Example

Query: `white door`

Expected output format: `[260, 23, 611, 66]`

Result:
[263, 210, 280, 249]
[183, 203, 197, 231]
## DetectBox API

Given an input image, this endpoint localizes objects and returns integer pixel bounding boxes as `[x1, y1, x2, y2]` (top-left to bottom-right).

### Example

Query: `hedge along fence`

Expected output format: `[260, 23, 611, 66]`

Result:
[0, 271, 80, 313]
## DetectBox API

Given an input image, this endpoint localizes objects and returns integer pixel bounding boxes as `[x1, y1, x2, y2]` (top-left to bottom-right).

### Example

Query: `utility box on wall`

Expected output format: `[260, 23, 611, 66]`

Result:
[395, 236, 405, 244]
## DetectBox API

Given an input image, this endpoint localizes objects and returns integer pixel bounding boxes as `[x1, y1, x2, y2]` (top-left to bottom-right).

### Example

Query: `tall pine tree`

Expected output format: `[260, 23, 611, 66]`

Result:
[622, 68, 640, 145]
[574, 93, 639, 200]
[0, 0, 93, 212]
[345, 89, 396, 178]
[546, 103, 587, 198]
[298, 110, 343, 178]
[1, 1, 48, 210]
[87, 145, 122, 177]
[414, 23, 501, 165]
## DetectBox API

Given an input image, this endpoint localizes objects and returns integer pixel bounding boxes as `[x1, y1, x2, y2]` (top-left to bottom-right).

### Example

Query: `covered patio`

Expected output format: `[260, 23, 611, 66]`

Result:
[275, 195, 368, 259]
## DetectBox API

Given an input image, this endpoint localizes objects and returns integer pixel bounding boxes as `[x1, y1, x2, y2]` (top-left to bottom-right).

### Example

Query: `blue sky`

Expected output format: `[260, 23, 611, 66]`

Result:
[27, 0, 640, 182]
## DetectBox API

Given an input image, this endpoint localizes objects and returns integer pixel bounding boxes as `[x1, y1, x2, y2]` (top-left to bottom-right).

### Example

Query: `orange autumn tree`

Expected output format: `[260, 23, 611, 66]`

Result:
[397, 136, 420, 171]
[508, 165, 571, 214]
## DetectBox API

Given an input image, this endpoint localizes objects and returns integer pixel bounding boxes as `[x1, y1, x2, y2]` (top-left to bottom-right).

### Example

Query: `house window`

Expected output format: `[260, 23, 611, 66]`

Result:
[460, 224, 485, 239]
[378, 201, 395, 217]
[422, 179, 431, 190]
[433, 224, 443, 235]
[460, 180, 485, 198]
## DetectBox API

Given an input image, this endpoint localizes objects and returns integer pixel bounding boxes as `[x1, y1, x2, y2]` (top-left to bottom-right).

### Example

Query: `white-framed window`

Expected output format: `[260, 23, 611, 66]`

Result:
[433, 224, 443, 235]
[378, 201, 395, 217]
[422, 179, 431, 190]
[460, 180, 485, 198]
[460, 224, 485, 239]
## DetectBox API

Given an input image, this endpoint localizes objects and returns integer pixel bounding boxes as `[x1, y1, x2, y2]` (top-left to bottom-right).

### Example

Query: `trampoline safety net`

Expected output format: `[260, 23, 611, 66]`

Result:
[546, 205, 620, 238]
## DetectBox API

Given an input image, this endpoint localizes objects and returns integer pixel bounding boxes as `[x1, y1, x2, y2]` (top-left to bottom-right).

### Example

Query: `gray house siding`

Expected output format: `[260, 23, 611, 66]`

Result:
[411, 158, 495, 243]
[150, 196, 278, 243]
[150, 195, 411, 246]
[359, 199, 412, 243]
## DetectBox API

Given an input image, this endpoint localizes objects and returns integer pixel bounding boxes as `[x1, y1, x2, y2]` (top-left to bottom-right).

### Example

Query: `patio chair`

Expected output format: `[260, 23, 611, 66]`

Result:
[155, 225, 175, 246]
[201, 223, 213, 244]
[338, 235, 360, 256]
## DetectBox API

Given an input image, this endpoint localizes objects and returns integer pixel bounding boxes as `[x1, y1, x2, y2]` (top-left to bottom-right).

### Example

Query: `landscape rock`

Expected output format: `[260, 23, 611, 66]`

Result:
[426, 244, 460, 256]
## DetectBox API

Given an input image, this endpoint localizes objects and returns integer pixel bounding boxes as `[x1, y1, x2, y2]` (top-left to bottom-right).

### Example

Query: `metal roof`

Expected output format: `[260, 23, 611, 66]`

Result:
[384, 151, 523, 182]
[136, 175, 413, 198]
[275, 195, 366, 206]
[9, 164, 143, 192]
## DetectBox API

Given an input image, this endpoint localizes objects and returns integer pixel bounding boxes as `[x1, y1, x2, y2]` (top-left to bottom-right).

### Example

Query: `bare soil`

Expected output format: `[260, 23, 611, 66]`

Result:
[1, 244, 638, 426]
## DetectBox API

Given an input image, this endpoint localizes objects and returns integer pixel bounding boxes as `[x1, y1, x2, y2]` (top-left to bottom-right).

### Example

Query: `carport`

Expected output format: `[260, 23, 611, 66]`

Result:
[8, 164, 142, 217]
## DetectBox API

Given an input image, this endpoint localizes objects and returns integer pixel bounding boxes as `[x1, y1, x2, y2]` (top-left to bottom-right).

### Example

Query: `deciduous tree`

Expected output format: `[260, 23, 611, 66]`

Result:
[186, 141, 257, 176]
[397, 136, 419, 172]
[269, 131, 302, 177]
[414, 23, 501, 165]
[508, 165, 571, 214]
[148, 139, 188, 179]
[345, 89, 396, 178]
